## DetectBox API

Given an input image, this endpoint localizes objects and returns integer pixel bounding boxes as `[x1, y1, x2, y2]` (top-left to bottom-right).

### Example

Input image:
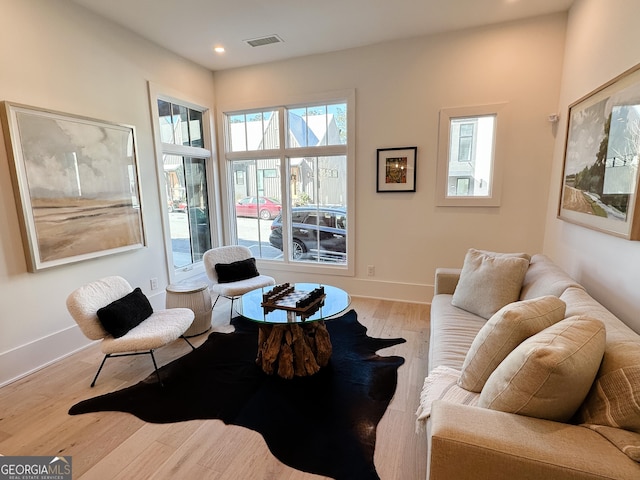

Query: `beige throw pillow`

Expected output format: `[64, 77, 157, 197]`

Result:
[458, 295, 566, 392]
[577, 341, 640, 433]
[478, 316, 606, 422]
[451, 249, 530, 319]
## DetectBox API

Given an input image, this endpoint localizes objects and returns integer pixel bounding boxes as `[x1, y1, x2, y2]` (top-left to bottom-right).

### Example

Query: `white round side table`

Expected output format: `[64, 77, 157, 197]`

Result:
[166, 283, 212, 337]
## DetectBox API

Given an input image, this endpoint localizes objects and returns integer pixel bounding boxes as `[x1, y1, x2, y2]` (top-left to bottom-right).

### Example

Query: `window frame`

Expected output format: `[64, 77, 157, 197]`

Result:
[148, 82, 220, 283]
[219, 90, 355, 277]
[436, 103, 507, 207]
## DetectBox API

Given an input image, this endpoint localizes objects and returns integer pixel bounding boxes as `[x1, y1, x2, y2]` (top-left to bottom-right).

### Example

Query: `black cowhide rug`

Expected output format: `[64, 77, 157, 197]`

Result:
[69, 309, 406, 480]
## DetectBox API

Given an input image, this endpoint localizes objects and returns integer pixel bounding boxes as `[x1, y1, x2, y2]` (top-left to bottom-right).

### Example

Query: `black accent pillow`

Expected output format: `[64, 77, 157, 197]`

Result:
[97, 287, 153, 338]
[215, 257, 259, 283]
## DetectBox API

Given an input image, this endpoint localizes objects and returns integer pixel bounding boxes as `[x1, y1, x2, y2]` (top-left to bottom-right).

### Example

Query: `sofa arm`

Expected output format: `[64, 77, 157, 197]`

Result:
[434, 268, 461, 296]
[429, 401, 639, 480]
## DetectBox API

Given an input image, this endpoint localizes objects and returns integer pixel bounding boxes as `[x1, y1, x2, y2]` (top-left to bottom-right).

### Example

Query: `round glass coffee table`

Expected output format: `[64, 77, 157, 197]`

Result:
[235, 283, 351, 378]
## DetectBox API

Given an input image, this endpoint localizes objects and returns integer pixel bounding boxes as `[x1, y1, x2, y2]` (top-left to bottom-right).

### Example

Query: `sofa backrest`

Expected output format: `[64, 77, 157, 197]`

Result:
[520, 254, 584, 301]
[561, 286, 639, 343]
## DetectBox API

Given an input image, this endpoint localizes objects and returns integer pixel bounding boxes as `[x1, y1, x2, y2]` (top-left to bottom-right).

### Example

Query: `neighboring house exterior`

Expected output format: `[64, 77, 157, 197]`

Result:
[229, 112, 346, 206]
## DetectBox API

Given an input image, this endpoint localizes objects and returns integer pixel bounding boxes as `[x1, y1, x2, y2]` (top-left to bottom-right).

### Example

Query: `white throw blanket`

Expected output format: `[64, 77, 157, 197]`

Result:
[415, 365, 480, 433]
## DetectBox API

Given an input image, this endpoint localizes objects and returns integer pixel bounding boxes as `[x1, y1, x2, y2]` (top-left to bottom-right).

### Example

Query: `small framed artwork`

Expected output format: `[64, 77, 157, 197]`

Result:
[376, 146, 417, 192]
[1, 102, 146, 272]
[558, 63, 640, 240]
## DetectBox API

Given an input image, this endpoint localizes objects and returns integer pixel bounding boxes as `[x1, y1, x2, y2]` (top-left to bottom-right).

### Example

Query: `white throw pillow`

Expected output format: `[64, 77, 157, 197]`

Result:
[478, 316, 606, 422]
[451, 249, 530, 319]
[458, 295, 566, 392]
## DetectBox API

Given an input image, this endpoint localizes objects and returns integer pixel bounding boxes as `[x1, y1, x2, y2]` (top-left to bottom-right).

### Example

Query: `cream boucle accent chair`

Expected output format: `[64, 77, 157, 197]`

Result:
[203, 245, 275, 321]
[66, 276, 195, 387]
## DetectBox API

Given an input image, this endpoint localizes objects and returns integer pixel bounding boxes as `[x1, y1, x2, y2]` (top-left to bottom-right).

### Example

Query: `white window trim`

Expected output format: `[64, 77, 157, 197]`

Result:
[436, 103, 507, 207]
[148, 81, 221, 283]
[218, 89, 355, 277]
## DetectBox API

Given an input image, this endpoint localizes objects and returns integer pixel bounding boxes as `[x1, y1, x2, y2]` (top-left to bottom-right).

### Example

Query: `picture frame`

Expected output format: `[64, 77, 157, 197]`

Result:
[376, 146, 417, 192]
[559, 63, 640, 240]
[1, 102, 146, 272]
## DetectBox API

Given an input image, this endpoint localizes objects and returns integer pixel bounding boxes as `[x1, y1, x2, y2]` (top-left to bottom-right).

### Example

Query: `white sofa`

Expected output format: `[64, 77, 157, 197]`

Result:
[421, 252, 640, 480]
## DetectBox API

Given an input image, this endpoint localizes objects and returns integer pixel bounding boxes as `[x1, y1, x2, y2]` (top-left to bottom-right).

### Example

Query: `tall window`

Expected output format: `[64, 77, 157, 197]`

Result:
[155, 97, 213, 275]
[224, 97, 353, 272]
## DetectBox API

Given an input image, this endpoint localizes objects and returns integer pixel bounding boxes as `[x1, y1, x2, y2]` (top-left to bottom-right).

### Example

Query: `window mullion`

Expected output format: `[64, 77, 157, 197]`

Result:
[161, 142, 211, 158]
[284, 145, 346, 158]
[226, 150, 281, 161]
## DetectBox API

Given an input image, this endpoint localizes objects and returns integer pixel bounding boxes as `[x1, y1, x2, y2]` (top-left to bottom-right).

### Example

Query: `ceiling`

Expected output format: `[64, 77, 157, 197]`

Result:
[70, 0, 574, 71]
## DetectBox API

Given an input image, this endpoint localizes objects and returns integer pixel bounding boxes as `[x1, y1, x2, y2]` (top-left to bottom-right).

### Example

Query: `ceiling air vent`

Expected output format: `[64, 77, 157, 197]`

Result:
[244, 35, 284, 48]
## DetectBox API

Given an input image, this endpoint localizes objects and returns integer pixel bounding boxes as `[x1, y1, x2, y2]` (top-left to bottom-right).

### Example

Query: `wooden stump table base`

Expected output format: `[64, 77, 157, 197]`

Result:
[256, 321, 332, 379]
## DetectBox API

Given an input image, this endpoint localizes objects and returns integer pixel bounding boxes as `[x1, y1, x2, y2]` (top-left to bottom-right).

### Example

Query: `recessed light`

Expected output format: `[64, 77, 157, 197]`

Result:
[214, 46, 225, 54]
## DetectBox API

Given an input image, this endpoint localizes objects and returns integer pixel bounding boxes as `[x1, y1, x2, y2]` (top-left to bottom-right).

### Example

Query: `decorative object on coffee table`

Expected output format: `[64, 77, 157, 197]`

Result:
[260, 283, 326, 318]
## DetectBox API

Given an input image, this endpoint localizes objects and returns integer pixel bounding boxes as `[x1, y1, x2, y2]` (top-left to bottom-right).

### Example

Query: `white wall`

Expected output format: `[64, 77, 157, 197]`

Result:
[214, 14, 567, 303]
[0, 0, 215, 385]
[543, 0, 640, 332]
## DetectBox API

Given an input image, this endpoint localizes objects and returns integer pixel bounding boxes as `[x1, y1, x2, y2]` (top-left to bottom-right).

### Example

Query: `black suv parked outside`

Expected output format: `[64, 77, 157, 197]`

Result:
[269, 206, 346, 262]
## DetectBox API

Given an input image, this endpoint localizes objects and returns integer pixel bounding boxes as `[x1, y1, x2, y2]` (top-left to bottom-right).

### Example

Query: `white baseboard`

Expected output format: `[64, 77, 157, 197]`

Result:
[347, 278, 432, 304]
[0, 325, 93, 388]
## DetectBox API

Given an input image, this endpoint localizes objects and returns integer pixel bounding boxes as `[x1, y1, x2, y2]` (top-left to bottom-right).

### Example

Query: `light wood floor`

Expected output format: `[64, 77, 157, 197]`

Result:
[0, 296, 430, 479]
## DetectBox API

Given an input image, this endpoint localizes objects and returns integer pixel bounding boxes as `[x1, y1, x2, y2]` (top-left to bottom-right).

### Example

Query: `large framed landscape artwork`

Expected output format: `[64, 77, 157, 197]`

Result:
[1, 103, 145, 272]
[559, 64, 640, 240]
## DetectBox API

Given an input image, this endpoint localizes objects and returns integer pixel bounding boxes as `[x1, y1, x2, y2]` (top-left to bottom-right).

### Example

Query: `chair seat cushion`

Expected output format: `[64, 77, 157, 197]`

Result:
[101, 308, 194, 354]
[215, 258, 259, 283]
[97, 288, 153, 338]
[211, 274, 275, 297]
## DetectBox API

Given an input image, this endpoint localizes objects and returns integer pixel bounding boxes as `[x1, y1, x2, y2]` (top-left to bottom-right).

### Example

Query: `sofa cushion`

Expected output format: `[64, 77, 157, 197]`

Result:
[562, 286, 640, 342]
[451, 249, 530, 319]
[583, 424, 640, 463]
[458, 296, 566, 392]
[429, 294, 487, 372]
[478, 316, 606, 422]
[577, 341, 640, 434]
[97, 287, 153, 338]
[520, 254, 584, 300]
[562, 286, 640, 434]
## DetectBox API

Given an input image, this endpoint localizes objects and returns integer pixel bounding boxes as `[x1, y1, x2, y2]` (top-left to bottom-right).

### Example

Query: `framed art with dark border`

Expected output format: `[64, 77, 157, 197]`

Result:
[1, 102, 146, 272]
[376, 146, 417, 192]
[559, 64, 640, 240]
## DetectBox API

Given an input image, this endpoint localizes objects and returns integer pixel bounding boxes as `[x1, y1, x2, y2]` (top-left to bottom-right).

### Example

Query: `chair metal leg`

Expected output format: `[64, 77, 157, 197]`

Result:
[90, 350, 168, 388]
[181, 335, 196, 350]
[149, 350, 163, 387]
[90, 354, 111, 387]
[212, 294, 221, 310]
[212, 293, 235, 323]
